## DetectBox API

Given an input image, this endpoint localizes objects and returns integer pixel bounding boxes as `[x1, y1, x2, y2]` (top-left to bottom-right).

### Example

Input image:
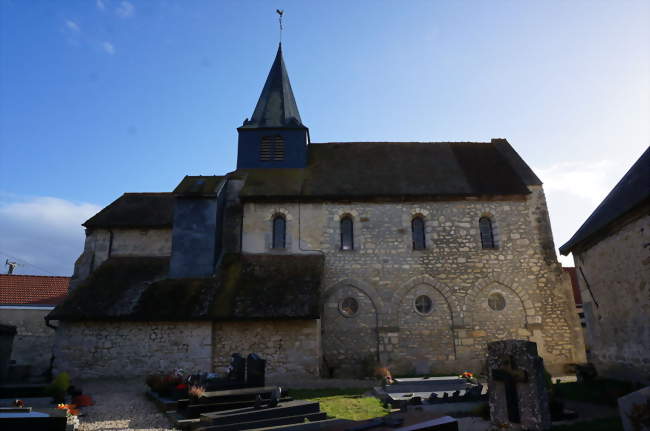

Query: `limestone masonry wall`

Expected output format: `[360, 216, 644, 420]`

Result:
[212, 320, 320, 378]
[69, 228, 172, 289]
[0, 308, 55, 376]
[243, 186, 585, 376]
[52, 321, 211, 378]
[574, 213, 650, 383]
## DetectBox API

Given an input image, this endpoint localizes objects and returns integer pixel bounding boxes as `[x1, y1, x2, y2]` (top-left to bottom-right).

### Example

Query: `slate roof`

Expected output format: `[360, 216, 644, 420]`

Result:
[47, 253, 323, 322]
[559, 146, 650, 255]
[240, 44, 305, 129]
[238, 139, 541, 200]
[174, 176, 225, 196]
[0, 274, 70, 306]
[82, 139, 540, 228]
[83, 193, 175, 229]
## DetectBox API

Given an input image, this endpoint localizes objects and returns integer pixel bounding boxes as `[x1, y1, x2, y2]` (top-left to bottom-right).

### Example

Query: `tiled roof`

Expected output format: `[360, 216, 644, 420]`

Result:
[0, 274, 70, 306]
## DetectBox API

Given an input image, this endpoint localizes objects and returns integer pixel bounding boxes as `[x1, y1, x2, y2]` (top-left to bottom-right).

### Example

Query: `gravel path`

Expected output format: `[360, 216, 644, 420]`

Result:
[76, 379, 176, 431]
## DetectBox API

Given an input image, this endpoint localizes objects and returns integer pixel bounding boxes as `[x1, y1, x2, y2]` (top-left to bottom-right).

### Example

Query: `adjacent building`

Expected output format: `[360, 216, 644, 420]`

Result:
[560, 147, 649, 383]
[0, 274, 69, 377]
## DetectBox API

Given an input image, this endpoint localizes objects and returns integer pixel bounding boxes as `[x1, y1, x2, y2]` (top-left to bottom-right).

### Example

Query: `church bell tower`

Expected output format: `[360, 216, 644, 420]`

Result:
[236, 44, 309, 169]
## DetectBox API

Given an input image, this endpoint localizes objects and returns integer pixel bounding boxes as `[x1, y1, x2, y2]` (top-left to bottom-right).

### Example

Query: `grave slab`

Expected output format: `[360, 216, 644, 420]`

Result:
[248, 411, 458, 431]
[618, 385, 650, 431]
[199, 400, 321, 426]
[0, 407, 67, 430]
[201, 386, 280, 402]
[195, 412, 327, 431]
[182, 396, 294, 418]
[378, 376, 484, 407]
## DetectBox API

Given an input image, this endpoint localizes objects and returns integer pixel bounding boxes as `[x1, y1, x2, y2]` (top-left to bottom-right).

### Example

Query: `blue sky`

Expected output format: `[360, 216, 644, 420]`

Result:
[1, 0, 648, 275]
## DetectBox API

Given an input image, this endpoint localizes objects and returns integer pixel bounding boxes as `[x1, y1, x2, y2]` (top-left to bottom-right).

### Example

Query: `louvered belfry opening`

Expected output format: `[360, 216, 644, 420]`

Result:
[260, 135, 285, 161]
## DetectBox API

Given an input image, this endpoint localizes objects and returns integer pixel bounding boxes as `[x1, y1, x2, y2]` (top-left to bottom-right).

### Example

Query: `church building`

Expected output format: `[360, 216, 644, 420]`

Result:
[48, 44, 585, 378]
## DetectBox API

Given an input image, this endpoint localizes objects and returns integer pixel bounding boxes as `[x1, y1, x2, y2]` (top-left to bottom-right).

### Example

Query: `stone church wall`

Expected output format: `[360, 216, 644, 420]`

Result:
[242, 186, 585, 376]
[52, 321, 211, 378]
[212, 320, 320, 378]
[69, 228, 172, 290]
[573, 212, 650, 383]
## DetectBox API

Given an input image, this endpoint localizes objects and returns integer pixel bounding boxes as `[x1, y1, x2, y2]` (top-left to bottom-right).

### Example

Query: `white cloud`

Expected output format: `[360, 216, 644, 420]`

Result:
[534, 159, 626, 267]
[96, 0, 106, 11]
[65, 19, 80, 32]
[102, 41, 115, 55]
[0, 196, 101, 276]
[535, 160, 616, 205]
[115, 1, 134, 18]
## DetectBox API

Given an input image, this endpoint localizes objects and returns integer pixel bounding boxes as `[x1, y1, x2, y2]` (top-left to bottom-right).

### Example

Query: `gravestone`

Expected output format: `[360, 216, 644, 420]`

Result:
[0, 325, 16, 383]
[247, 354, 266, 387]
[487, 340, 550, 431]
[228, 353, 246, 382]
[618, 385, 650, 431]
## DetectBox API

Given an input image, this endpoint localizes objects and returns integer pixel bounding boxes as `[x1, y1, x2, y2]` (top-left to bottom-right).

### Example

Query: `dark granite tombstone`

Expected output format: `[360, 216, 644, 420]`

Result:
[0, 324, 16, 383]
[228, 354, 246, 382]
[246, 354, 266, 387]
[487, 340, 550, 431]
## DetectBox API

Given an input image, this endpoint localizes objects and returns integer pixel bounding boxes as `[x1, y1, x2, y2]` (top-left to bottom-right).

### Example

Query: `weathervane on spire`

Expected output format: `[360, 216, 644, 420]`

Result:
[276, 9, 284, 44]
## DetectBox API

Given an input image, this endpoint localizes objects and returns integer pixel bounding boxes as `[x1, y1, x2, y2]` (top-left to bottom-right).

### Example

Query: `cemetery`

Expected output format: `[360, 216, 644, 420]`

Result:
[2, 332, 649, 430]
[1, 290, 648, 431]
[1, 4, 648, 431]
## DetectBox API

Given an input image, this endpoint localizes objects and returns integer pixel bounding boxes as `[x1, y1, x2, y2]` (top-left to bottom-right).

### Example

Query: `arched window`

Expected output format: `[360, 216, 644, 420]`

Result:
[272, 215, 286, 249]
[340, 216, 354, 251]
[412, 216, 426, 250]
[479, 217, 495, 249]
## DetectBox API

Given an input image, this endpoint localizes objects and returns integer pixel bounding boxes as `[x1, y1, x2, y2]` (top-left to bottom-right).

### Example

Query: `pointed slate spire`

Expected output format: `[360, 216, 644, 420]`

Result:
[242, 44, 305, 129]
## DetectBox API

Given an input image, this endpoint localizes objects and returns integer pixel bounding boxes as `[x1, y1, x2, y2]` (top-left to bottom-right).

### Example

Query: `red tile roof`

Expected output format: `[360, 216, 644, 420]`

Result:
[563, 267, 582, 306]
[0, 274, 70, 306]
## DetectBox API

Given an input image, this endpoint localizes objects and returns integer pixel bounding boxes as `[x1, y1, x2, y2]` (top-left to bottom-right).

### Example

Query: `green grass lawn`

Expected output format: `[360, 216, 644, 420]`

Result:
[288, 388, 390, 421]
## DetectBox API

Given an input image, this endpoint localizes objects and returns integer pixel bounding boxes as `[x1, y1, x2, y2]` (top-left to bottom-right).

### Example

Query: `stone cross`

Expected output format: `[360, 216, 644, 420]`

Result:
[491, 354, 529, 423]
[487, 340, 551, 431]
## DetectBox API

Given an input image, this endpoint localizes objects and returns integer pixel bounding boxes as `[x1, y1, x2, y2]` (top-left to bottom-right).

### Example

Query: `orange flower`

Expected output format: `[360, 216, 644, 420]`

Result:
[56, 404, 79, 415]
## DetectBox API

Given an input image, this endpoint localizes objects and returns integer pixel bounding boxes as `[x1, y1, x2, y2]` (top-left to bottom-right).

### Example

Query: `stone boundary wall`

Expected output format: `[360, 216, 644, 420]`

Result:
[0, 308, 54, 376]
[52, 321, 212, 378]
[575, 214, 650, 383]
[212, 320, 320, 378]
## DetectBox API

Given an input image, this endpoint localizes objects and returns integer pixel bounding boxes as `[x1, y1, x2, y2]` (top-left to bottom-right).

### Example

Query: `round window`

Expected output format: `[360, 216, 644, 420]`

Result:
[414, 295, 433, 315]
[488, 292, 506, 311]
[339, 297, 359, 317]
